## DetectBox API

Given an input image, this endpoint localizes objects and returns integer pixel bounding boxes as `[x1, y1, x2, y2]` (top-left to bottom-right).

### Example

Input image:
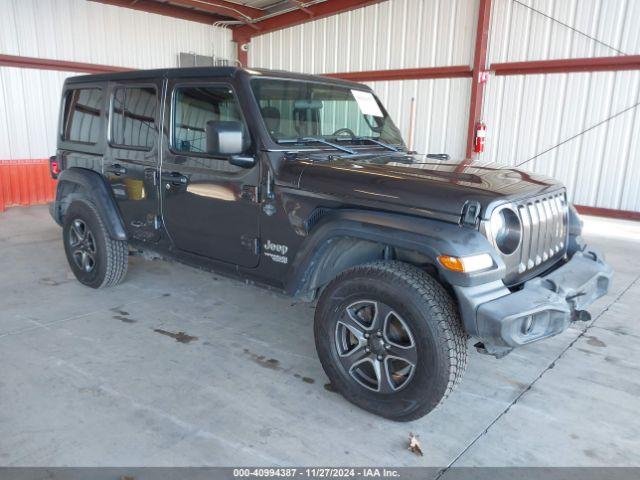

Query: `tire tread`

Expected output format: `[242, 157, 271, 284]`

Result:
[316, 260, 467, 421]
[65, 199, 128, 288]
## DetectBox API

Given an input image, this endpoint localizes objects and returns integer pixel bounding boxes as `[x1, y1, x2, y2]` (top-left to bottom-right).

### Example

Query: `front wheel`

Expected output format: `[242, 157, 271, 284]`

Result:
[314, 261, 467, 421]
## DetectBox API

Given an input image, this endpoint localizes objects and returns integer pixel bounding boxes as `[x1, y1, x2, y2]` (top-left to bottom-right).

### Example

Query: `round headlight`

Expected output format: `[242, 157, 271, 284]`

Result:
[490, 207, 521, 255]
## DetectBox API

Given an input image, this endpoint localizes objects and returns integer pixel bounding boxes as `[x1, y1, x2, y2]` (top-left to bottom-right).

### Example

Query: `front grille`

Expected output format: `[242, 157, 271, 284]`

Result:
[515, 192, 568, 275]
[483, 190, 570, 286]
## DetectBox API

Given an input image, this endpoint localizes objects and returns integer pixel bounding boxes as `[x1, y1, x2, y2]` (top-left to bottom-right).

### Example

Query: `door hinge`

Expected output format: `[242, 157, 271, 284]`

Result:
[240, 185, 259, 203]
[241, 235, 260, 255]
[144, 167, 157, 186]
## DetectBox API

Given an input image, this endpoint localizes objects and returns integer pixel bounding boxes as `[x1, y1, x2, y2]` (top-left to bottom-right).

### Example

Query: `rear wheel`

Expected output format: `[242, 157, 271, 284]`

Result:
[314, 261, 467, 421]
[62, 200, 128, 288]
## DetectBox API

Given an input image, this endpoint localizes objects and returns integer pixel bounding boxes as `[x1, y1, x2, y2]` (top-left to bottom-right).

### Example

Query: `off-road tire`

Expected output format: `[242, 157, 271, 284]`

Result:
[315, 260, 467, 421]
[62, 200, 128, 288]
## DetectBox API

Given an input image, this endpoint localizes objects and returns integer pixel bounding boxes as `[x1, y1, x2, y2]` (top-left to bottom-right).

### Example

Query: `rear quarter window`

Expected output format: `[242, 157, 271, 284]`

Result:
[61, 88, 103, 144]
[110, 86, 157, 150]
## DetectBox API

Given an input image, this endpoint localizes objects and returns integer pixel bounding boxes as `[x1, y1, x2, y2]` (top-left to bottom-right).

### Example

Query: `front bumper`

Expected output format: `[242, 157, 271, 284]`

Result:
[455, 247, 612, 357]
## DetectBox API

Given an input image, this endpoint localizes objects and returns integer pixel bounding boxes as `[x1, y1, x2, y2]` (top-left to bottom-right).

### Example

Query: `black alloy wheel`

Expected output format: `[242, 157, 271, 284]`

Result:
[335, 300, 417, 393]
[315, 261, 468, 421]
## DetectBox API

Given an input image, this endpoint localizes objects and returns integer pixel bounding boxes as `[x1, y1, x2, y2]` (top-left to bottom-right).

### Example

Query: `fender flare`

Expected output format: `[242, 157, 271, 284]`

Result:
[285, 209, 505, 296]
[52, 167, 127, 241]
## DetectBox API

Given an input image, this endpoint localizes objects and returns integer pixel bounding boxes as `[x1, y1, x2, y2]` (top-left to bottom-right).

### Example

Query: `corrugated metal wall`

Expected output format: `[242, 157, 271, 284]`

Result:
[0, 0, 233, 69]
[1, 0, 639, 212]
[0, 0, 234, 161]
[249, 0, 640, 212]
[0, 160, 57, 212]
[249, 0, 479, 159]
[482, 0, 640, 211]
[481, 70, 640, 212]
[250, 0, 478, 73]
[365, 79, 471, 159]
[488, 0, 639, 62]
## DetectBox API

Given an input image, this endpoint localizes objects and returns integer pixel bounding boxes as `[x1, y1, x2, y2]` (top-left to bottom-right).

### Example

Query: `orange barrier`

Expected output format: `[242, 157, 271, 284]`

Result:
[0, 160, 57, 212]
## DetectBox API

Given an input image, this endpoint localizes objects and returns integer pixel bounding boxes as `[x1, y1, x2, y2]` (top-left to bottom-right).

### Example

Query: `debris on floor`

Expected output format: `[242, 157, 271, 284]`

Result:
[153, 329, 198, 344]
[408, 432, 423, 456]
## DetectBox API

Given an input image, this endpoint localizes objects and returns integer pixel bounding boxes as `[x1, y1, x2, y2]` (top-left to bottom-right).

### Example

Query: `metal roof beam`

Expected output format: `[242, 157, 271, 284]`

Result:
[232, 0, 384, 40]
[168, 0, 262, 22]
[89, 0, 222, 24]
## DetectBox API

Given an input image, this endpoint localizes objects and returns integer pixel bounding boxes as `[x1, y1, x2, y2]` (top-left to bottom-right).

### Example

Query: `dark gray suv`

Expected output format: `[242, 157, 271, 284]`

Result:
[49, 67, 612, 421]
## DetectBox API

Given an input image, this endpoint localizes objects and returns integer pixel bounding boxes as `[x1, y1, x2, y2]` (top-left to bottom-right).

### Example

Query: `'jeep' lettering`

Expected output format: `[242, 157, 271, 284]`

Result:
[263, 240, 289, 264]
[264, 240, 288, 255]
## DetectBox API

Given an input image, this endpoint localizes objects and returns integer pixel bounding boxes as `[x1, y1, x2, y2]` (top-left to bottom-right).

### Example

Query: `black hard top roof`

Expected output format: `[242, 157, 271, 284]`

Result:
[66, 66, 367, 89]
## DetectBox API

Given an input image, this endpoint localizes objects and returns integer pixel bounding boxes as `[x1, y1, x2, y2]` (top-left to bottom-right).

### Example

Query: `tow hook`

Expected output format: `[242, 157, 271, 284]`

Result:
[474, 342, 512, 359]
[572, 309, 592, 322]
[585, 250, 600, 262]
[541, 278, 560, 293]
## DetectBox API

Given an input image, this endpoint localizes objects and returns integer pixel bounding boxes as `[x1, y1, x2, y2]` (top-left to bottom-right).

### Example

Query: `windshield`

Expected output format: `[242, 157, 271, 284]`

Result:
[250, 78, 405, 146]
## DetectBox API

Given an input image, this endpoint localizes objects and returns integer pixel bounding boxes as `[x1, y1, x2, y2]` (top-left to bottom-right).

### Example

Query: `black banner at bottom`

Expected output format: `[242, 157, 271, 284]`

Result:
[0, 468, 638, 480]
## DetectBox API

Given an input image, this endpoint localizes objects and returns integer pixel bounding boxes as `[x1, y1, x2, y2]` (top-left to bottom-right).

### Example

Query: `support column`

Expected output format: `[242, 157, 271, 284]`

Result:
[233, 32, 250, 67]
[465, 0, 492, 161]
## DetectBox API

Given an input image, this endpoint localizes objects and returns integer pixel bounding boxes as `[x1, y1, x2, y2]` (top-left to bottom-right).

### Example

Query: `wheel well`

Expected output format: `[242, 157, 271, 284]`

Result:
[53, 169, 127, 241]
[301, 237, 442, 299]
[53, 181, 86, 223]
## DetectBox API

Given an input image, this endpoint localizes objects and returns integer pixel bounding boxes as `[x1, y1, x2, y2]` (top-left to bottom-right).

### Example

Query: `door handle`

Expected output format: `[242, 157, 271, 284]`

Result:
[106, 164, 127, 176]
[161, 172, 188, 186]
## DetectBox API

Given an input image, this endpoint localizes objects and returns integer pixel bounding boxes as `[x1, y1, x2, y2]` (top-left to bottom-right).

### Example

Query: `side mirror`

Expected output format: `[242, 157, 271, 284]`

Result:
[206, 120, 245, 156]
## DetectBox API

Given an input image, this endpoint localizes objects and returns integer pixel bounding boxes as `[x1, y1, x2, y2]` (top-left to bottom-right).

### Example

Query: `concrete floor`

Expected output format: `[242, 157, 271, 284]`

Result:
[0, 205, 639, 468]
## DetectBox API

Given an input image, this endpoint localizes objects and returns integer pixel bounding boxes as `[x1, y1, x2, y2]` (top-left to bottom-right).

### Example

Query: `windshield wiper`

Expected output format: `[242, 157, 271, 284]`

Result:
[333, 135, 401, 152]
[278, 137, 356, 154]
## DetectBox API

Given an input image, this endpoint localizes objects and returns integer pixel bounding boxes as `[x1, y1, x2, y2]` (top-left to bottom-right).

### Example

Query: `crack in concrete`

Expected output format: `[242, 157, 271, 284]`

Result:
[435, 273, 640, 478]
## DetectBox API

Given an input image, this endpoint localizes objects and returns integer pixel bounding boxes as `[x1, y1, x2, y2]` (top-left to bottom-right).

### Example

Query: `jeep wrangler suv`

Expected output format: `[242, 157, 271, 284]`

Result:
[49, 67, 612, 421]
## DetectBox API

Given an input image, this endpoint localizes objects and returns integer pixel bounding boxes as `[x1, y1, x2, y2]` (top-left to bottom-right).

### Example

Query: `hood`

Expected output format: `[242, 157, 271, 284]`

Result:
[295, 153, 564, 222]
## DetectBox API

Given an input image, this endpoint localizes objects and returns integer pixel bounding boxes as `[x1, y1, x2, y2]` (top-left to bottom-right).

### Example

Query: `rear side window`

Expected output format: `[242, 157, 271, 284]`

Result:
[111, 86, 157, 150]
[172, 85, 247, 155]
[62, 88, 103, 144]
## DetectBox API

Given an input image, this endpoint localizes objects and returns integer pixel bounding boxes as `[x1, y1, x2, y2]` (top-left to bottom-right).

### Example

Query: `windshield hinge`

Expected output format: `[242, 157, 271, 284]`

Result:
[461, 201, 481, 227]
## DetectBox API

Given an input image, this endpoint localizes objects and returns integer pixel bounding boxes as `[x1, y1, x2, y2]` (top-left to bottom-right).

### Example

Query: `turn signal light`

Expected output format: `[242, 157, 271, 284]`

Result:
[438, 253, 494, 273]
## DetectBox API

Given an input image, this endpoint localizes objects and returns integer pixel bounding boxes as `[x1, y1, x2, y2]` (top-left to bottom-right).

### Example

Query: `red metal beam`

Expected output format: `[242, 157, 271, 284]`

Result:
[168, 0, 262, 21]
[0, 54, 130, 74]
[575, 205, 640, 222]
[325, 65, 472, 82]
[89, 0, 221, 25]
[324, 54, 640, 84]
[236, 41, 249, 67]
[290, 0, 315, 18]
[464, 0, 492, 161]
[492, 55, 640, 76]
[323, 55, 640, 84]
[232, 0, 383, 39]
